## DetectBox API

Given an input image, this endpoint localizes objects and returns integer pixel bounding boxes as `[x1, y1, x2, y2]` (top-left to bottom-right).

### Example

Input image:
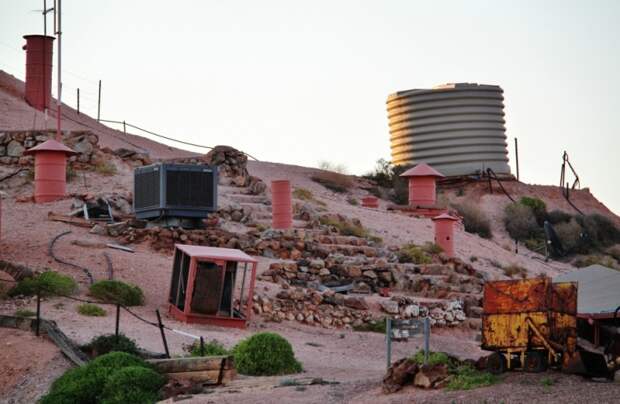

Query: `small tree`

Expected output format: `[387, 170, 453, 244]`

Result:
[233, 332, 302, 376]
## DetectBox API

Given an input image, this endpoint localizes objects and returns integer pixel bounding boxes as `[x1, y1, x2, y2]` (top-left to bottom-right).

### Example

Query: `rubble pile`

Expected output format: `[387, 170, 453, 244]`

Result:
[253, 288, 374, 329]
[379, 298, 467, 327]
[383, 358, 450, 393]
[0, 130, 100, 166]
[107, 147, 152, 167]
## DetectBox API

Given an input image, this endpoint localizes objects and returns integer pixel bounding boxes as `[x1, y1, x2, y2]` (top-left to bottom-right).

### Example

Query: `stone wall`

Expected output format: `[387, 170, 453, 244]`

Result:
[0, 130, 99, 165]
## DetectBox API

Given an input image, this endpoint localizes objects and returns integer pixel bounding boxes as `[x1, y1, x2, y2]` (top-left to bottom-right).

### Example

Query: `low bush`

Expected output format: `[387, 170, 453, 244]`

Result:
[292, 188, 313, 201]
[9, 271, 77, 297]
[421, 242, 443, 255]
[524, 237, 546, 253]
[363, 159, 408, 204]
[352, 318, 386, 334]
[86, 333, 140, 357]
[346, 196, 358, 206]
[547, 210, 572, 225]
[77, 303, 107, 317]
[453, 202, 492, 239]
[311, 172, 353, 193]
[573, 254, 618, 269]
[185, 339, 229, 357]
[446, 365, 497, 391]
[319, 216, 368, 238]
[233, 332, 302, 376]
[40, 352, 151, 404]
[89, 280, 144, 306]
[577, 214, 620, 249]
[554, 218, 583, 253]
[504, 202, 540, 241]
[606, 245, 620, 261]
[519, 196, 547, 226]
[100, 366, 165, 404]
[95, 161, 118, 176]
[15, 309, 36, 317]
[398, 244, 432, 264]
[317, 160, 348, 174]
[503, 264, 527, 279]
[410, 351, 451, 366]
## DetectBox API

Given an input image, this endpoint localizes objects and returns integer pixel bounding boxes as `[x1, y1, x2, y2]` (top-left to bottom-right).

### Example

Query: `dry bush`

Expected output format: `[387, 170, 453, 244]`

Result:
[606, 245, 620, 261]
[317, 161, 348, 174]
[503, 264, 527, 279]
[346, 196, 358, 206]
[554, 218, 583, 253]
[311, 171, 353, 193]
[292, 188, 313, 201]
[573, 254, 619, 269]
[504, 203, 540, 241]
[453, 202, 492, 239]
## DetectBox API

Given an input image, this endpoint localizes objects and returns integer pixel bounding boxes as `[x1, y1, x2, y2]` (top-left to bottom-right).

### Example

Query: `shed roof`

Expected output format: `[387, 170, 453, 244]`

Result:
[399, 163, 445, 178]
[175, 244, 257, 263]
[24, 139, 77, 155]
[554, 265, 620, 317]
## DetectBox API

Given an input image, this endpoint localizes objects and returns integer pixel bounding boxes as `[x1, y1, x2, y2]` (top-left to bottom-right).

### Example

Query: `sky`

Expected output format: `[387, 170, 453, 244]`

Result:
[1, 0, 619, 214]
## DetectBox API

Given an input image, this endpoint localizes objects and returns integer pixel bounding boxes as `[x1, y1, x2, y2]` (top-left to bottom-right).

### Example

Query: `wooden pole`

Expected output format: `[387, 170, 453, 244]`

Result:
[36, 290, 41, 336]
[115, 304, 120, 339]
[123, 120, 126, 134]
[200, 336, 205, 356]
[424, 317, 430, 365]
[156, 309, 170, 358]
[514, 137, 520, 181]
[76, 88, 80, 115]
[386, 318, 392, 370]
[55, 0, 62, 141]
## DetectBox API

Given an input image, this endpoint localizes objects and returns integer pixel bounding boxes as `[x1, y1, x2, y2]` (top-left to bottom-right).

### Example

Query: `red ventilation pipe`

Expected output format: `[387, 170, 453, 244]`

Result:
[24, 139, 76, 203]
[23, 35, 55, 112]
[361, 196, 379, 208]
[432, 213, 458, 257]
[271, 180, 292, 230]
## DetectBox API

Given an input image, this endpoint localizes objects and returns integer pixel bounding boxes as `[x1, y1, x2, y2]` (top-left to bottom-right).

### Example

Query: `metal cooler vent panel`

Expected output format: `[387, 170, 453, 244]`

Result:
[134, 168, 161, 210]
[166, 169, 214, 207]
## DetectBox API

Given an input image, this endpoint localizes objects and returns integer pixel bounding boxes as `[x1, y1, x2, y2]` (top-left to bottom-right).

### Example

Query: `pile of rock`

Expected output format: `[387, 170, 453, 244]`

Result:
[217, 203, 253, 224]
[0, 130, 99, 165]
[383, 358, 453, 394]
[108, 148, 152, 167]
[253, 288, 374, 329]
[175, 145, 266, 195]
[379, 298, 467, 327]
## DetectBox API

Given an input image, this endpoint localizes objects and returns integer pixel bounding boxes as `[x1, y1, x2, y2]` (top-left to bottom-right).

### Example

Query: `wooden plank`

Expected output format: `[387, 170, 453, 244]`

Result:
[147, 356, 233, 373]
[47, 212, 93, 228]
[164, 369, 236, 384]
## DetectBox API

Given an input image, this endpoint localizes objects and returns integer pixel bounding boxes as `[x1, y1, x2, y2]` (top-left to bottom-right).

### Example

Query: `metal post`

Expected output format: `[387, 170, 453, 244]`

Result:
[123, 120, 126, 134]
[156, 309, 170, 358]
[77, 88, 80, 114]
[55, 0, 62, 141]
[423, 317, 430, 365]
[115, 304, 120, 338]
[36, 290, 41, 336]
[515, 239, 518, 254]
[514, 137, 520, 181]
[200, 336, 205, 356]
[97, 80, 101, 122]
[386, 318, 392, 369]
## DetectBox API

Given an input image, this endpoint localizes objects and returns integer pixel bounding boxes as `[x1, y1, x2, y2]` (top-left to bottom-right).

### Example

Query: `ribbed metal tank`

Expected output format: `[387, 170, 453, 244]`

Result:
[387, 83, 511, 176]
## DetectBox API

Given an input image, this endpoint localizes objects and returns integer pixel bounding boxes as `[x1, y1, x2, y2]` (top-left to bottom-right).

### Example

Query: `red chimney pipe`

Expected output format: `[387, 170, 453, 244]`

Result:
[23, 35, 55, 112]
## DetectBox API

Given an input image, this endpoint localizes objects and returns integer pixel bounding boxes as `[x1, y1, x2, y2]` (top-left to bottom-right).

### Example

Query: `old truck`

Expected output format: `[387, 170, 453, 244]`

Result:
[481, 277, 580, 374]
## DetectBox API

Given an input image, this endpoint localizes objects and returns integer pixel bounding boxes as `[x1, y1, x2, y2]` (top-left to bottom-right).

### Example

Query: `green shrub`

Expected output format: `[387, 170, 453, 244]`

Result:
[453, 202, 492, 239]
[519, 197, 547, 226]
[95, 161, 118, 176]
[319, 216, 368, 238]
[185, 339, 229, 357]
[86, 334, 140, 357]
[100, 366, 165, 404]
[398, 244, 432, 264]
[363, 159, 393, 188]
[504, 202, 540, 241]
[40, 352, 150, 404]
[89, 280, 144, 306]
[547, 210, 572, 225]
[346, 196, 358, 206]
[292, 188, 313, 201]
[9, 271, 77, 297]
[410, 350, 451, 366]
[77, 303, 107, 317]
[15, 309, 36, 317]
[446, 365, 497, 391]
[421, 242, 443, 255]
[233, 332, 302, 376]
[363, 159, 408, 204]
[577, 214, 620, 249]
[524, 237, 546, 253]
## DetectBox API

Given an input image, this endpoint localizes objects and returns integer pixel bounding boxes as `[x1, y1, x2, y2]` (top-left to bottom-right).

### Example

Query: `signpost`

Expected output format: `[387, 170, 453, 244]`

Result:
[386, 317, 430, 369]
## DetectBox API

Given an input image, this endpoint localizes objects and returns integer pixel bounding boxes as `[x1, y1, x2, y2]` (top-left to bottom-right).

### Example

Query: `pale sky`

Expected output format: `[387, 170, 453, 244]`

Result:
[1, 0, 619, 214]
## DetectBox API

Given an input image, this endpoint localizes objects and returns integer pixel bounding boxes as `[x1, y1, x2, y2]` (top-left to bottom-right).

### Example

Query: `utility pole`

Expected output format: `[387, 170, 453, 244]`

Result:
[97, 80, 102, 122]
[55, 0, 62, 141]
[514, 137, 520, 181]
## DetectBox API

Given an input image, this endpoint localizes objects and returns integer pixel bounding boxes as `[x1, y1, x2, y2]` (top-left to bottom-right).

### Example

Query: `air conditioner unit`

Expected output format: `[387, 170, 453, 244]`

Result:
[133, 163, 218, 222]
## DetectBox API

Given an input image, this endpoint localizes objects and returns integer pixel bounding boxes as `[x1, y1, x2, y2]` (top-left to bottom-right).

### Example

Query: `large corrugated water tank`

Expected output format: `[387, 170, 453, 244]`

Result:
[387, 83, 511, 176]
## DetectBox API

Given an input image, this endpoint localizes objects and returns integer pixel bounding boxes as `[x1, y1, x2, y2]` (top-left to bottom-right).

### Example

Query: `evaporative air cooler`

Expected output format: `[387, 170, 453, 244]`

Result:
[133, 163, 218, 227]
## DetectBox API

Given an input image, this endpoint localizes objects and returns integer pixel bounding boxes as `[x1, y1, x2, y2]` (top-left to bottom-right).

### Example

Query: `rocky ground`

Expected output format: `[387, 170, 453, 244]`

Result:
[1, 133, 619, 402]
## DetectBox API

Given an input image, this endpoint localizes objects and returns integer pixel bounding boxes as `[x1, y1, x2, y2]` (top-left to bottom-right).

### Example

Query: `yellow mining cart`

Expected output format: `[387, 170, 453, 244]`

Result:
[481, 277, 579, 374]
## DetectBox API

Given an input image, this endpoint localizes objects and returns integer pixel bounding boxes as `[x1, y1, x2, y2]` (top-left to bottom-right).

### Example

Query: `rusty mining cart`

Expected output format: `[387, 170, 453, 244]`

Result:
[481, 277, 581, 374]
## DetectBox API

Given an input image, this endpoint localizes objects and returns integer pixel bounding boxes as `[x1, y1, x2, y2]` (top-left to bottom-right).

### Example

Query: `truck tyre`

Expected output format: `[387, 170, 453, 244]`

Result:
[525, 351, 548, 372]
[487, 352, 506, 375]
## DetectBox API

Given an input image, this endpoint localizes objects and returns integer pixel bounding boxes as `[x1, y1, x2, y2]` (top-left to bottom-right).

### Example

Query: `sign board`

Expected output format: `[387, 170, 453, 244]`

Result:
[386, 317, 430, 369]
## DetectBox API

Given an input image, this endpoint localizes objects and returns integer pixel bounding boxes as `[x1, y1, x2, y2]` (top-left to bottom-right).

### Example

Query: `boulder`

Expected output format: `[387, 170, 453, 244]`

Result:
[344, 296, 368, 310]
[382, 358, 418, 394]
[6, 140, 25, 157]
[380, 300, 399, 315]
[414, 364, 449, 389]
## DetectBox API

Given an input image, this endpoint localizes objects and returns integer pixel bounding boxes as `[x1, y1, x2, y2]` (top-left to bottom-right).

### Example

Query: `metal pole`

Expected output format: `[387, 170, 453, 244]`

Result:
[97, 80, 101, 122]
[514, 138, 520, 181]
[36, 290, 41, 336]
[43, 0, 48, 121]
[55, 0, 61, 141]
[77, 88, 80, 114]
[386, 318, 392, 370]
[424, 317, 430, 365]
[200, 336, 205, 356]
[115, 304, 120, 338]
[155, 309, 170, 358]
[123, 120, 126, 134]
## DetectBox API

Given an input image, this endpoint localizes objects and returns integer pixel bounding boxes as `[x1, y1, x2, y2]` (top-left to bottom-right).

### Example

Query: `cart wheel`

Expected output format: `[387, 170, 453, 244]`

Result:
[524, 351, 548, 373]
[487, 352, 507, 375]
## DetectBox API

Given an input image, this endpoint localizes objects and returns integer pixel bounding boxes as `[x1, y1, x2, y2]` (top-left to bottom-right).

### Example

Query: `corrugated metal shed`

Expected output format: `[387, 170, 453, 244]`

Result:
[554, 265, 620, 317]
